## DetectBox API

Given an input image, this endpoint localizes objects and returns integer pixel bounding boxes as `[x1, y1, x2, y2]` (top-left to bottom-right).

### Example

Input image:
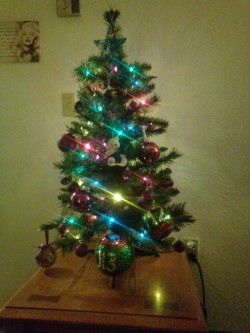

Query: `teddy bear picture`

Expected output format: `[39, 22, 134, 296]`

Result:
[105, 137, 127, 167]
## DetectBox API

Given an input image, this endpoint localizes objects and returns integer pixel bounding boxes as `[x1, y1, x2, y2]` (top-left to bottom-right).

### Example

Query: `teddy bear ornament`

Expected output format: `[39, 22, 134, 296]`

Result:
[105, 137, 127, 167]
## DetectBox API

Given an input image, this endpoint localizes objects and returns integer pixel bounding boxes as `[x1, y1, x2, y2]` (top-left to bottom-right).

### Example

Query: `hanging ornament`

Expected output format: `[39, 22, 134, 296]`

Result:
[36, 245, 57, 268]
[70, 190, 91, 212]
[57, 134, 77, 153]
[138, 141, 160, 164]
[161, 179, 174, 188]
[57, 222, 70, 236]
[128, 100, 139, 113]
[35, 230, 57, 268]
[138, 126, 160, 164]
[61, 176, 71, 185]
[104, 88, 116, 100]
[74, 100, 84, 113]
[95, 234, 134, 277]
[143, 206, 174, 240]
[75, 243, 88, 257]
[67, 182, 80, 193]
[147, 122, 156, 132]
[141, 186, 154, 203]
[122, 168, 133, 180]
[86, 214, 98, 226]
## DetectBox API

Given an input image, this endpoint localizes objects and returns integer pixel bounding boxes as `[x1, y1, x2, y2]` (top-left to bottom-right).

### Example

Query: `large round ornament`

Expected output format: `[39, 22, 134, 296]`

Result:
[95, 234, 134, 276]
[138, 141, 160, 164]
[35, 244, 57, 268]
[57, 134, 77, 153]
[143, 206, 174, 240]
[70, 190, 91, 212]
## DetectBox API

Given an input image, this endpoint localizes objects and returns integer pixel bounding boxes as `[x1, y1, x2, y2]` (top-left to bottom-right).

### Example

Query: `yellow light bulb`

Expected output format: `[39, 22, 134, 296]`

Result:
[113, 193, 122, 202]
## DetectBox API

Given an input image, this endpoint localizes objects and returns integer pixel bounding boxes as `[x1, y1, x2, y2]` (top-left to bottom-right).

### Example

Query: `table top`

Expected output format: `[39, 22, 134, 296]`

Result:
[0, 250, 208, 332]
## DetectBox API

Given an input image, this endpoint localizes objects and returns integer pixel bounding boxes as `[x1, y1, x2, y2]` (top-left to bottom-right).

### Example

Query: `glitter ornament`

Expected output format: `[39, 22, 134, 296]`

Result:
[57, 134, 77, 153]
[70, 190, 91, 212]
[143, 206, 174, 240]
[138, 141, 160, 164]
[95, 234, 134, 276]
[36, 245, 57, 268]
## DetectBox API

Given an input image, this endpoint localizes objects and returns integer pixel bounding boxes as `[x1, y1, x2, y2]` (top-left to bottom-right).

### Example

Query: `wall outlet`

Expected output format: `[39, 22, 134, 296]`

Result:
[183, 238, 199, 260]
[62, 93, 75, 117]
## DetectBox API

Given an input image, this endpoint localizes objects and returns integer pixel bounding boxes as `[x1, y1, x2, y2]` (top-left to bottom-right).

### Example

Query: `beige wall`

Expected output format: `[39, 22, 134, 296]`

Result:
[0, 1, 249, 332]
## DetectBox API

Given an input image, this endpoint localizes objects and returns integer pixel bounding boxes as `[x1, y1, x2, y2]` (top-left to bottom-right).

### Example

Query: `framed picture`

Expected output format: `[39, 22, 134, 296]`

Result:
[0, 21, 39, 63]
[56, 0, 80, 17]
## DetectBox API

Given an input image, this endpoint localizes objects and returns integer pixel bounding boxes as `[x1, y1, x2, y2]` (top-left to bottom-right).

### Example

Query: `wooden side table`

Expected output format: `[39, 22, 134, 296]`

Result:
[0, 250, 208, 333]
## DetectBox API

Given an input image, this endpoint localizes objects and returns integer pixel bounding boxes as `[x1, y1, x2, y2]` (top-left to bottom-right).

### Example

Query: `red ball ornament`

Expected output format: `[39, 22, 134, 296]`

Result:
[86, 214, 98, 226]
[58, 134, 77, 153]
[162, 179, 174, 188]
[122, 168, 133, 180]
[138, 141, 160, 164]
[128, 100, 139, 113]
[70, 190, 91, 212]
[147, 122, 156, 132]
[141, 188, 154, 203]
[75, 244, 88, 257]
[104, 89, 115, 100]
[58, 222, 70, 236]
[67, 182, 80, 193]
[35, 245, 57, 268]
[61, 177, 71, 185]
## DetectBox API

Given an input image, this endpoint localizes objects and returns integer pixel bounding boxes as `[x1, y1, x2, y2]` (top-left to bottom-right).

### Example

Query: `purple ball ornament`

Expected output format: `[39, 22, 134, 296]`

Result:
[70, 190, 91, 212]
[138, 140, 160, 164]
[58, 134, 77, 153]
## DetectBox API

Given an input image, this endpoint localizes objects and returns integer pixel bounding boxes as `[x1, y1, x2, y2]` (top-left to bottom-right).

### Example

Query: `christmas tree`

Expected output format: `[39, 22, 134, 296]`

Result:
[36, 9, 194, 276]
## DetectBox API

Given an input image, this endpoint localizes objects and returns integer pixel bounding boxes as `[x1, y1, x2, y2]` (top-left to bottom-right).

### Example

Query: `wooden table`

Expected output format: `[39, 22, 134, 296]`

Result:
[0, 250, 208, 333]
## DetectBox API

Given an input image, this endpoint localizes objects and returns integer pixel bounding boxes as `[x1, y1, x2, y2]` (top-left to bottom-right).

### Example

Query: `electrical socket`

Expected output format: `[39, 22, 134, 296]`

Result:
[62, 93, 75, 117]
[183, 238, 199, 260]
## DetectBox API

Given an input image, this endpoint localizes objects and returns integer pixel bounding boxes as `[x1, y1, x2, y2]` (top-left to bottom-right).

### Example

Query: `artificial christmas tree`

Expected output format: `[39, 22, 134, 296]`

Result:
[37, 8, 194, 277]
